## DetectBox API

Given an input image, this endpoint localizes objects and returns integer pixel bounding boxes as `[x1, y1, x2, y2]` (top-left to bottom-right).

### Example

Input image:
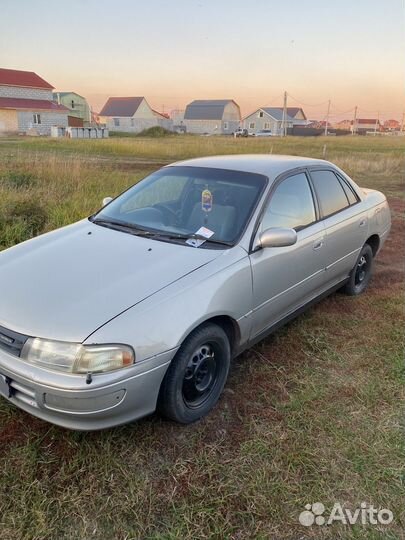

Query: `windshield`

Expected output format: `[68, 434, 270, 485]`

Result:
[92, 166, 267, 246]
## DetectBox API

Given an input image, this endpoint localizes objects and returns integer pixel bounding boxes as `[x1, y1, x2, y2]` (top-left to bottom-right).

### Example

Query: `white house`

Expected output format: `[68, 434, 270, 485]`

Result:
[0, 68, 68, 135]
[183, 100, 241, 134]
[351, 118, 380, 134]
[99, 96, 169, 133]
[243, 107, 307, 135]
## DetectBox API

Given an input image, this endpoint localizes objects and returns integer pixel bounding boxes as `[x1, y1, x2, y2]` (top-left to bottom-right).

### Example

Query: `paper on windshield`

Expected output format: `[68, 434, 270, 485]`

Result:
[186, 226, 214, 247]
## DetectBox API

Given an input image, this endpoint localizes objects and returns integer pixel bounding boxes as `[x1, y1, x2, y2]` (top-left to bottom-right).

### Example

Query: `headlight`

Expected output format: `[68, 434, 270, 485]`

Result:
[21, 338, 135, 374]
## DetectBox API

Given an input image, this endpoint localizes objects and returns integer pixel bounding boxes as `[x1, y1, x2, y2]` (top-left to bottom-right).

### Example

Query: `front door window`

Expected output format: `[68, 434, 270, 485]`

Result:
[261, 172, 316, 231]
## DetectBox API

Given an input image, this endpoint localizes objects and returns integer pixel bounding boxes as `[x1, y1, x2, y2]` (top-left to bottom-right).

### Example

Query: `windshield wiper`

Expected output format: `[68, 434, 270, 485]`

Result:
[155, 232, 233, 247]
[91, 218, 232, 246]
[90, 217, 156, 237]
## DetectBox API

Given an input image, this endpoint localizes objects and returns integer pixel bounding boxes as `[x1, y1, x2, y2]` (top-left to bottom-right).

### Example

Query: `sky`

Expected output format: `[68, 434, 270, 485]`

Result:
[1, 0, 404, 121]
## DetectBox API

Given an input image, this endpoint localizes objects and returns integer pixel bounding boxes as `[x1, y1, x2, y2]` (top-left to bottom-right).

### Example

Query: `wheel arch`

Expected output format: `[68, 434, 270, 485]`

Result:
[205, 315, 241, 357]
[179, 315, 242, 358]
[365, 234, 380, 256]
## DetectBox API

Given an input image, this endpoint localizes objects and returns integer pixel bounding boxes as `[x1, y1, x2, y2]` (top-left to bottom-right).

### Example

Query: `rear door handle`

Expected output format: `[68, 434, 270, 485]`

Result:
[359, 219, 367, 227]
[313, 240, 323, 250]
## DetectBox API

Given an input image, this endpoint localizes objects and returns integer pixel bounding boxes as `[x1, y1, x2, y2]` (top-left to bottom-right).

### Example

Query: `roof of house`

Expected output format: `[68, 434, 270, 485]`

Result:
[261, 108, 295, 122]
[99, 97, 145, 117]
[0, 68, 54, 89]
[286, 107, 306, 119]
[384, 119, 400, 126]
[352, 118, 379, 124]
[152, 109, 170, 119]
[0, 97, 68, 111]
[184, 100, 239, 120]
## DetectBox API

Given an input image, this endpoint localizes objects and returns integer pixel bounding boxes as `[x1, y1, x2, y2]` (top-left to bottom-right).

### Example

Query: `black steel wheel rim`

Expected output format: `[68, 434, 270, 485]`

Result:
[182, 343, 219, 408]
[355, 254, 370, 286]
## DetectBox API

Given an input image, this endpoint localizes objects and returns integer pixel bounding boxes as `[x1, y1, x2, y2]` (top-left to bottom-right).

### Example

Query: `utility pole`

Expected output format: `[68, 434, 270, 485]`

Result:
[352, 106, 358, 135]
[282, 91, 288, 136]
[374, 112, 379, 136]
[324, 100, 331, 136]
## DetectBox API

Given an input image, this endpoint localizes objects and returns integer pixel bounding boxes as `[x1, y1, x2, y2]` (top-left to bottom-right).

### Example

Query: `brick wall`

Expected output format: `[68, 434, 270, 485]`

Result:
[183, 118, 239, 134]
[17, 111, 68, 135]
[103, 116, 159, 133]
[0, 85, 53, 100]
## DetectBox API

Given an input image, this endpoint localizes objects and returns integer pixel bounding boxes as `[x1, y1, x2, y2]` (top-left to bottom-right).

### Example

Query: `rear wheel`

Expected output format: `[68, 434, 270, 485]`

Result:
[158, 323, 231, 423]
[342, 244, 374, 296]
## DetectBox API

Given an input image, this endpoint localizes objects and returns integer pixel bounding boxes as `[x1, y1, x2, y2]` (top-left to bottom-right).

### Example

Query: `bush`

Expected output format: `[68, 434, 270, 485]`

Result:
[0, 199, 48, 248]
[110, 127, 176, 138]
[137, 126, 177, 138]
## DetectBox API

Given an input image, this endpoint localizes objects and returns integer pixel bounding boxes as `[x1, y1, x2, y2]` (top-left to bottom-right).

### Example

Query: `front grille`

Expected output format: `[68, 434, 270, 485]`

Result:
[0, 324, 29, 357]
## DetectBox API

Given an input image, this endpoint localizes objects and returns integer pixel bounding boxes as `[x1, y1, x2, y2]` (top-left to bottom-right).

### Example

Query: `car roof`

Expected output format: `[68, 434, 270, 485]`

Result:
[170, 154, 333, 180]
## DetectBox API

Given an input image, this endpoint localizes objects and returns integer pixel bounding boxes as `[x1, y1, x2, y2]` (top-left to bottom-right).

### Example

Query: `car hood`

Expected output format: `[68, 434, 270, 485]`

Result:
[0, 220, 224, 342]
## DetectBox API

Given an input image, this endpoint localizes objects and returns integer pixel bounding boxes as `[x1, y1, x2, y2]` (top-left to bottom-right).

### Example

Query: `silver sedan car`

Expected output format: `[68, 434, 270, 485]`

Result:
[0, 155, 391, 429]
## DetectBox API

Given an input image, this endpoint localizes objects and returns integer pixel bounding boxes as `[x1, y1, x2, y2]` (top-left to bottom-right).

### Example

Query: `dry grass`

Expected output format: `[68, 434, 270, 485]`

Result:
[0, 135, 404, 539]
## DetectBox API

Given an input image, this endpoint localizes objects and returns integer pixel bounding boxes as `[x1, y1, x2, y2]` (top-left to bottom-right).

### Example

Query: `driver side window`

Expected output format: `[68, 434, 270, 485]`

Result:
[261, 172, 316, 231]
[121, 175, 188, 214]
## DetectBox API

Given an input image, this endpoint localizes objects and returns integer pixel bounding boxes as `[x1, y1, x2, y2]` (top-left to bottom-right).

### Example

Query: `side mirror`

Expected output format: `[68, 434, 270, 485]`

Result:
[102, 197, 113, 207]
[258, 227, 297, 249]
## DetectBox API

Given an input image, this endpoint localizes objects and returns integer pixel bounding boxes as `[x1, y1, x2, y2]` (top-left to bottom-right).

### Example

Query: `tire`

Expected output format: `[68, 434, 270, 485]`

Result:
[158, 323, 231, 423]
[342, 244, 374, 296]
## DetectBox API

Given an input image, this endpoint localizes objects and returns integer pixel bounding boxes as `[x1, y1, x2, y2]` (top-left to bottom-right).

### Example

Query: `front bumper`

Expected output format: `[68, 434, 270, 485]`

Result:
[0, 347, 175, 430]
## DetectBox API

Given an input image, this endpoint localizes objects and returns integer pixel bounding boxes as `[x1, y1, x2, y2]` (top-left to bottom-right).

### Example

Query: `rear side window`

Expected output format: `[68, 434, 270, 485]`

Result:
[310, 170, 349, 217]
[338, 176, 358, 205]
[262, 172, 316, 231]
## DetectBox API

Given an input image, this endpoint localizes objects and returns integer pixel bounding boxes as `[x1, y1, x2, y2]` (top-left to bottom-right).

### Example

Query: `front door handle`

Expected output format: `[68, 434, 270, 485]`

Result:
[313, 240, 323, 250]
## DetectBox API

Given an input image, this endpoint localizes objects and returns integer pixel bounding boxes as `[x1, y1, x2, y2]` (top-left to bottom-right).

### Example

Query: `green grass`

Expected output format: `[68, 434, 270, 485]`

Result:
[0, 135, 404, 539]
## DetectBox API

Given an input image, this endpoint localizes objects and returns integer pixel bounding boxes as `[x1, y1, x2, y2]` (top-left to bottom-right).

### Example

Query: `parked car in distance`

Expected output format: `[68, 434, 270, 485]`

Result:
[253, 129, 274, 137]
[234, 128, 249, 138]
[0, 155, 391, 430]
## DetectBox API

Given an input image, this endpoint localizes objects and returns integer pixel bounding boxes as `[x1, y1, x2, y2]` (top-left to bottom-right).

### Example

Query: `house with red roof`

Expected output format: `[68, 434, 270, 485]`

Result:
[99, 96, 172, 132]
[383, 119, 401, 132]
[0, 68, 68, 135]
[351, 118, 380, 134]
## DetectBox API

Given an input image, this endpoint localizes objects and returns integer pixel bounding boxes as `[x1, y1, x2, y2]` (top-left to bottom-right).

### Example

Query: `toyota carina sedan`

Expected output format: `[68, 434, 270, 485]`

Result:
[0, 155, 391, 429]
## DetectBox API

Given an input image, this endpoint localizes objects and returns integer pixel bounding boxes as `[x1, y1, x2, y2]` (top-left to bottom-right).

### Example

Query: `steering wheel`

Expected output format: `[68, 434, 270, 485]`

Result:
[153, 203, 179, 225]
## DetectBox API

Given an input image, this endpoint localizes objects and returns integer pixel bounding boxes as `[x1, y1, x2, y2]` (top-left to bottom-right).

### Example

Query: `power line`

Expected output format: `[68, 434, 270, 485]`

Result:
[264, 94, 285, 107]
[286, 92, 330, 107]
[330, 104, 355, 115]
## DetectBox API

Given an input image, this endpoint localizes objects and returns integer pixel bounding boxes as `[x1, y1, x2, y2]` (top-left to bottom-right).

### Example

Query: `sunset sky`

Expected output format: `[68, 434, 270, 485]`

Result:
[1, 0, 404, 121]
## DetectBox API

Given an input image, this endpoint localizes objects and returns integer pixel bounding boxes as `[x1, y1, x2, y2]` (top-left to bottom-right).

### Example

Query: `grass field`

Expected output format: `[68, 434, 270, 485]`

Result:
[0, 135, 404, 539]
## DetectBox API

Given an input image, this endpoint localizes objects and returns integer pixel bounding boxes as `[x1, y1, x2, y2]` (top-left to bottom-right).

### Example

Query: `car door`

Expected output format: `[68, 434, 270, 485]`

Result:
[308, 168, 366, 286]
[249, 170, 327, 339]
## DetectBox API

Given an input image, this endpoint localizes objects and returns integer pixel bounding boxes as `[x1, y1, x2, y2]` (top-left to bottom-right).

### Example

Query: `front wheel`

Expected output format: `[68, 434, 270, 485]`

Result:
[158, 323, 231, 423]
[342, 244, 374, 296]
